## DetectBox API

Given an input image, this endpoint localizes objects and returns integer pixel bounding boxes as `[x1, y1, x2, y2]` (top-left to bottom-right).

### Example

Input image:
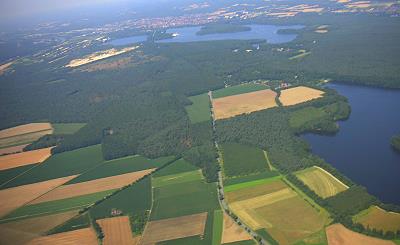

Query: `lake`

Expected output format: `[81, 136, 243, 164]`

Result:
[303, 83, 400, 205]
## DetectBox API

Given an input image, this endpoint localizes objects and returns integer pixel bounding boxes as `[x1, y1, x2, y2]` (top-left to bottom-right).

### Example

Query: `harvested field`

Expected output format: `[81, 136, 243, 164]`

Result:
[141, 212, 207, 245]
[212, 89, 277, 120]
[0, 144, 28, 156]
[26, 227, 98, 245]
[0, 130, 53, 149]
[31, 168, 154, 204]
[221, 213, 252, 244]
[326, 223, 394, 245]
[0, 123, 52, 139]
[295, 166, 348, 198]
[279, 86, 324, 106]
[0, 147, 52, 171]
[66, 46, 138, 67]
[353, 205, 400, 232]
[0, 175, 76, 217]
[0, 211, 77, 245]
[97, 216, 135, 245]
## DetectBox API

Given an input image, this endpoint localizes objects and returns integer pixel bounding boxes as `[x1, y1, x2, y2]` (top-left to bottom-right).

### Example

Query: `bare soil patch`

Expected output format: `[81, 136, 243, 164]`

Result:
[212, 89, 277, 120]
[97, 216, 135, 245]
[26, 227, 98, 245]
[221, 213, 252, 244]
[326, 223, 394, 245]
[0, 144, 28, 156]
[31, 169, 154, 204]
[0, 147, 52, 171]
[0, 123, 52, 139]
[0, 175, 77, 217]
[279, 86, 324, 106]
[141, 212, 207, 245]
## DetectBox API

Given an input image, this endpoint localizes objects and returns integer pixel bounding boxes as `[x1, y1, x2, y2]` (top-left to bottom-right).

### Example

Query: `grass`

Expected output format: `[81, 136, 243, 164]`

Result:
[289, 107, 327, 129]
[353, 205, 400, 232]
[0, 163, 37, 186]
[212, 83, 268, 99]
[185, 93, 211, 124]
[47, 213, 91, 234]
[212, 210, 223, 245]
[1, 145, 104, 189]
[152, 170, 203, 188]
[1, 190, 114, 223]
[67, 155, 174, 184]
[52, 123, 86, 135]
[224, 175, 282, 193]
[223, 171, 280, 187]
[295, 166, 348, 199]
[153, 158, 198, 178]
[221, 143, 270, 177]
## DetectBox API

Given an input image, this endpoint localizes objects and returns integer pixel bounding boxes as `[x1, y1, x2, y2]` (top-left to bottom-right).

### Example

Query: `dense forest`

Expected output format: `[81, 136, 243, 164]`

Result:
[391, 135, 400, 152]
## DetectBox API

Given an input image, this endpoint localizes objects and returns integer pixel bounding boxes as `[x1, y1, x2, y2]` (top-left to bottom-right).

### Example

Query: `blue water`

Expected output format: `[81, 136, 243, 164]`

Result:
[303, 83, 400, 205]
[109, 35, 148, 46]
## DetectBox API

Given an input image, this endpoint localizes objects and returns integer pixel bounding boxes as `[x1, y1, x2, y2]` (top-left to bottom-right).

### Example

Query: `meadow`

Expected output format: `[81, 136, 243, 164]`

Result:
[223, 171, 279, 187]
[52, 123, 86, 135]
[153, 158, 198, 178]
[185, 93, 211, 124]
[212, 210, 224, 245]
[152, 169, 203, 188]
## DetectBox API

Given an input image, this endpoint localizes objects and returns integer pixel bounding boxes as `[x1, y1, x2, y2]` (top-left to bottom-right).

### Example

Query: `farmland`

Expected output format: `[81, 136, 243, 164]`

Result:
[212, 84, 268, 99]
[212, 210, 224, 245]
[289, 107, 327, 129]
[221, 212, 252, 244]
[185, 93, 211, 124]
[0, 164, 37, 186]
[212, 89, 277, 120]
[0, 147, 52, 171]
[279, 86, 325, 106]
[0, 123, 53, 149]
[295, 166, 348, 198]
[152, 169, 203, 188]
[97, 216, 136, 245]
[0, 144, 28, 156]
[26, 227, 98, 245]
[353, 206, 400, 232]
[52, 123, 86, 135]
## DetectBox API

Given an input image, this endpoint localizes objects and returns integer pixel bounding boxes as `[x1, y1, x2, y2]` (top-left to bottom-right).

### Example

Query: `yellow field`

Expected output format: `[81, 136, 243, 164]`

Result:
[353, 205, 400, 232]
[26, 228, 98, 245]
[0, 123, 53, 149]
[279, 86, 324, 106]
[97, 216, 136, 245]
[221, 213, 252, 244]
[212, 89, 277, 120]
[326, 224, 395, 245]
[227, 179, 330, 245]
[295, 166, 348, 198]
[0, 147, 52, 171]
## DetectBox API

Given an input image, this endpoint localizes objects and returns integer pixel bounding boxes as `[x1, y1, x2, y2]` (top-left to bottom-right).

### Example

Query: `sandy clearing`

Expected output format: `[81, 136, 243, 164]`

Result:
[221, 213, 252, 244]
[315, 29, 328, 33]
[141, 212, 207, 245]
[66, 46, 138, 68]
[279, 86, 324, 106]
[97, 216, 135, 245]
[31, 168, 155, 204]
[0, 144, 28, 156]
[0, 147, 52, 171]
[0, 175, 77, 217]
[212, 89, 277, 120]
[0, 210, 78, 245]
[326, 224, 394, 245]
[0, 123, 52, 139]
[26, 227, 98, 245]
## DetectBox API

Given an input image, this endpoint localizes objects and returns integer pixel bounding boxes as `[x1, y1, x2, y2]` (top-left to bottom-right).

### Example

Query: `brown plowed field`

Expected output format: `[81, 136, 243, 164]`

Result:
[221, 213, 252, 244]
[326, 224, 395, 245]
[97, 216, 136, 245]
[141, 212, 207, 245]
[0, 123, 52, 139]
[0, 175, 77, 217]
[26, 227, 98, 245]
[31, 168, 154, 204]
[0, 144, 28, 156]
[0, 210, 78, 245]
[212, 89, 277, 120]
[279, 86, 324, 106]
[0, 147, 52, 171]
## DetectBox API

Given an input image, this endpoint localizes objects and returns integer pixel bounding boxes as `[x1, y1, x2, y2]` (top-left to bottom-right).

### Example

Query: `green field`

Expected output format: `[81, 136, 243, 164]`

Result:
[1, 190, 113, 222]
[223, 240, 257, 245]
[1, 144, 104, 189]
[89, 177, 152, 219]
[67, 155, 174, 184]
[52, 123, 86, 135]
[212, 210, 223, 245]
[153, 158, 198, 178]
[185, 93, 211, 124]
[224, 175, 282, 193]
[223, 171, 280, 187]
[212, 83, 268, 99]
[152, 170, 203, 188]
[289, 107, 327, 129]
[0, 164, 37, 186]
[221, 143, 270, 177]
[47, 213, 91, 234]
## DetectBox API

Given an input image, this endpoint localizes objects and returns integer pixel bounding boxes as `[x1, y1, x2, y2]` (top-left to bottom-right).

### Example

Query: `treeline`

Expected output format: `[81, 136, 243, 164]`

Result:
[390, 135, 400, 152]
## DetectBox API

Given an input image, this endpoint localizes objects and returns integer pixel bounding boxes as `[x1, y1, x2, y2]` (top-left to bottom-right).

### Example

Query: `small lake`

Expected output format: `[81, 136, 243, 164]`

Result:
[303, 83, 400, 205]
[108, 35, 148, 46]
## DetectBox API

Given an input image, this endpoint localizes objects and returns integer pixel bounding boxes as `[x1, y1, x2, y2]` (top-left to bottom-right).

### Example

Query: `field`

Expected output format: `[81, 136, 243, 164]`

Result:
[0, 144, 28, 156]
[353, 205, 400, 232]
[212, 89, 277, 120]
[221, 212, 252, 244]
[212, 84, 268, 99]
[224, 175, 282, 194]
[0, 123, 53, 148]
[223, 171, 280, 187]
[295, 166, 348, 198]
[279, 86, 325, 106]
[225, 178, 330, 245]
[1, 144, 103, 189]
[0, 147, 52, 171]
[152, 169, 202, 188]
[0, 211, 77, 245]
[326, 223, 395, 245]
[97, 216, 136, 245]
[141, 212, 207, 245]
[52, 123, 86, 135]
[185, 93, 211, 124]
[26, 227, 98, 245]
[289, 107, 328, 129]
[0, 175, 76, 218]
[212, 210, 224, 245]
[0, 164, 37, 186]
[152, 158, 197, 178]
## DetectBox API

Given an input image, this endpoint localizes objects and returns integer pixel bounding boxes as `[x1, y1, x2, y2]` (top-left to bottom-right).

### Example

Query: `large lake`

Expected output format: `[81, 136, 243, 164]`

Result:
[303, 83, 400, 205]
[109, 24, 303, 46]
